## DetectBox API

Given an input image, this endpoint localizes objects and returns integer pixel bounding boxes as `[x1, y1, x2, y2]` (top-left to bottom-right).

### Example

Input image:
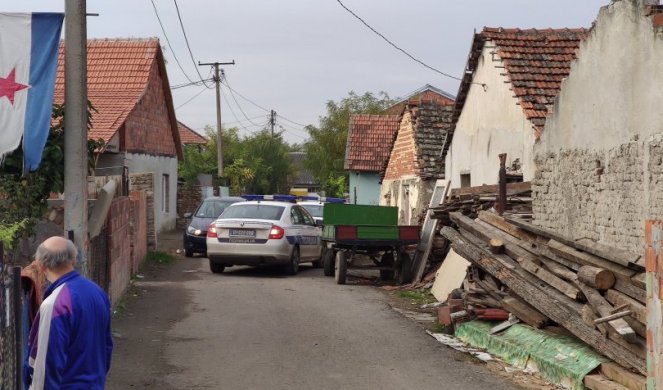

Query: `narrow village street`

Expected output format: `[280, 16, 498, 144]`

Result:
[106, 232, 517, 390]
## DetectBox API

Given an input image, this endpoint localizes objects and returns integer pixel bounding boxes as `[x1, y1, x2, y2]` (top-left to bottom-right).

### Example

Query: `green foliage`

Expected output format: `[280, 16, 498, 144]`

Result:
[145, 251, 175, 264]
[304, 91, 394, 197]
[0, 220, 28, 250]
[0, 103, 103, 248]
[397, 289, 436, 306]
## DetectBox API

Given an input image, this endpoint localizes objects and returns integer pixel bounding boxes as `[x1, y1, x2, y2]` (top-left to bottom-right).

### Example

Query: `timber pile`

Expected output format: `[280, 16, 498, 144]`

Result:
[439, 210, 648, 381]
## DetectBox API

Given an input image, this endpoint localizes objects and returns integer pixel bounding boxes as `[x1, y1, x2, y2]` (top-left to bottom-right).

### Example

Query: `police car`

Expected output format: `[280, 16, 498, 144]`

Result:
[297, 196, 345, 225]
[206, 195, 323, 275]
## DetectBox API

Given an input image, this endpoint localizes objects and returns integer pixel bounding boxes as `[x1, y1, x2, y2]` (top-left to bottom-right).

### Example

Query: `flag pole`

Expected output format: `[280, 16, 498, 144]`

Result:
[64, 0, 89, 276]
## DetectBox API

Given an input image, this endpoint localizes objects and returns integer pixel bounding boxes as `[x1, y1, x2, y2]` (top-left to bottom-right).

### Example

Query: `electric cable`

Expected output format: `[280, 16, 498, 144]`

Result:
[221, 71, 262, 127]
[173, 0, 214, 88]
[175, 87, 207, 110]
[149, 0, 196, 84]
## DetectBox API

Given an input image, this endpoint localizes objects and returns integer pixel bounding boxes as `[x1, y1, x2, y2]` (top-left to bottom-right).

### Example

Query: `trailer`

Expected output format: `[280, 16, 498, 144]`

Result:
[320, 203, 420, 285]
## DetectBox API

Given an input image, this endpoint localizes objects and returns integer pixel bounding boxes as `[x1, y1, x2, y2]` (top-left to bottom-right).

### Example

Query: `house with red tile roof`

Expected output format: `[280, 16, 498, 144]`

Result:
[533, 0, 663, 253]
[54, 38, 182, 239]
[379, 100, 454, 225]
[445, 27, 587, 189]
[178, 121, 207, 147]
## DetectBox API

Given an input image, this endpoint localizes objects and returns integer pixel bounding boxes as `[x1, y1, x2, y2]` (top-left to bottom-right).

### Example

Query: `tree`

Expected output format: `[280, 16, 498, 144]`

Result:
[304, 91, 394, 197]
[238, 130, 291, 194]
[178, 126, 242, 185]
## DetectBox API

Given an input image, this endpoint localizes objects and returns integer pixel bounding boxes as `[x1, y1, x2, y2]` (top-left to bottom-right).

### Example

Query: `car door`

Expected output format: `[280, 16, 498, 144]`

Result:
[289, 206, 307, 257]
[296, 206, 321, 260]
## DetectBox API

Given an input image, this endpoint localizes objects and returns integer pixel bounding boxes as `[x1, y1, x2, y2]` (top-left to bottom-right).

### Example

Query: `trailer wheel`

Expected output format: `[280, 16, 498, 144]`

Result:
[379, 252, 395, 280]
[323, 249, 335, 276]
[335, 251, 347, 285]
[398, 252, 413, 285]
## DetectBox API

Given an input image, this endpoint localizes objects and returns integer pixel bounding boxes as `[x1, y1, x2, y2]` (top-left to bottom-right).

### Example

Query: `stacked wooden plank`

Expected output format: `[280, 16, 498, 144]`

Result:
[439, 210, 647, 381]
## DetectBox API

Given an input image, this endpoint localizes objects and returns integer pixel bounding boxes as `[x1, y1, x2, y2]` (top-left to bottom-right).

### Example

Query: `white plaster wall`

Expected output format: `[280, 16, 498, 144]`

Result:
[380, 176, 433, 225]
[125, 153, 178, 233]
[537, 0, 663, 154]
[447, 44, 536, 189]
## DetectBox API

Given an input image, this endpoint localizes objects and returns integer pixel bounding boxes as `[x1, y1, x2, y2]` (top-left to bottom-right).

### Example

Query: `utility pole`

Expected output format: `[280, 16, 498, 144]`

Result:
[270, 110, 276, 137]
[198, 60, 234, 178]
[64, 0, 89, 276]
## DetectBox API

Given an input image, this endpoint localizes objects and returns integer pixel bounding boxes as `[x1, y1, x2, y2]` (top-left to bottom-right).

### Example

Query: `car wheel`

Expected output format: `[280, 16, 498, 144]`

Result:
[398, 252, 413, 285]
[209, 259, 225, 274]
[184, 247, 194, 257]
[284, 247, 300, 275]
[312, 246, 324, 268]
[380, 252, 395, 280]
[323, 249, 335, 276]
[334, 251, 347, 285]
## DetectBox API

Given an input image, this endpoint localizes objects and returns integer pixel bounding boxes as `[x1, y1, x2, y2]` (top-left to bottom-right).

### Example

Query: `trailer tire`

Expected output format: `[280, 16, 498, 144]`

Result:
[398, 252, 413, 285]
[380, 252, 395, 280]
[335, 251, 347, 285]
[323, 248, 335, 276]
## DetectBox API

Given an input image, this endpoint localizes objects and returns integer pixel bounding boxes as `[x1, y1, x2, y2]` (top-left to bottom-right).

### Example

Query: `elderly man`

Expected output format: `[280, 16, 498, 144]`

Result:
[23, 236, 113, 390]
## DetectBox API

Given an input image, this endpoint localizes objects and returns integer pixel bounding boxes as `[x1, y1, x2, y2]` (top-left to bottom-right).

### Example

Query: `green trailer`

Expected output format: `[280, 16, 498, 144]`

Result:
[320, 203, 420, 285]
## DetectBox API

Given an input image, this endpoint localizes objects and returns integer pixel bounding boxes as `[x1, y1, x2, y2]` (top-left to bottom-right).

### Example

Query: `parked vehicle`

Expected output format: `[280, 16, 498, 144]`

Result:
[182, 196, 244, 257]
[298, 196, 345, 225]
[320, 203, 419, 285]
[206, 200, 322, 274]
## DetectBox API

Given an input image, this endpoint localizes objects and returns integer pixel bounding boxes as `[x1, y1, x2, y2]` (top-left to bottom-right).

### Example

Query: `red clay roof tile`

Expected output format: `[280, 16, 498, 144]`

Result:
[344, 115, 401, 172]
[178, 121, 207, 145]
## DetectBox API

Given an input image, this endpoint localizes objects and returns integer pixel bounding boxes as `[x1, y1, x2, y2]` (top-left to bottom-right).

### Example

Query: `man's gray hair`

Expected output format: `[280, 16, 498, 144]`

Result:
[36, 239, 77, 269]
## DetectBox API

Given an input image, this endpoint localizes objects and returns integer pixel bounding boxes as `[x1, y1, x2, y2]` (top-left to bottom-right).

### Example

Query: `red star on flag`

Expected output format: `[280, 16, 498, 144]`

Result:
[0, 68, 29, 105]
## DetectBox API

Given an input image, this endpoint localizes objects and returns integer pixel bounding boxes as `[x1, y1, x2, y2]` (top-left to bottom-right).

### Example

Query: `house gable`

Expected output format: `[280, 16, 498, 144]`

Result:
[383, 110, 417, 181]
[344, 114, 400, 173]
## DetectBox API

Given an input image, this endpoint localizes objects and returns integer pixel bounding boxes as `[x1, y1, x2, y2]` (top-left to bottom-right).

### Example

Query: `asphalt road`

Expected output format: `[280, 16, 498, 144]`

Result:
[107, 252, 517, 390]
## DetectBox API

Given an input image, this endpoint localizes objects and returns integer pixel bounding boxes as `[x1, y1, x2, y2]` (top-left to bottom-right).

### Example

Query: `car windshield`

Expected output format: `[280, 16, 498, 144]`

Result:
[220, 204, 285, 221]
[195, 200, 234, 218]
[301, 204, 323, 218]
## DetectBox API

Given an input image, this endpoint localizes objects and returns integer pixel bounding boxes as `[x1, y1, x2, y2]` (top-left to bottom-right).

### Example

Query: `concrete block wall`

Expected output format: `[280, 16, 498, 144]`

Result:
[177, 184, 202, 229]
[129, 190, 148, 274]
[107, 196, 132, 304]
[532, 136, 663, 253]
[129, 172, 156, 250]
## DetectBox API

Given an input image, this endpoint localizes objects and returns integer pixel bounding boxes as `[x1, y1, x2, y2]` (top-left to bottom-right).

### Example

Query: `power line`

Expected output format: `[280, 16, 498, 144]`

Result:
[149, 0, 195, 84]
[171, 78, 214, 90]
[276, 114, 308, 129]
[221, 71, 262, 127]
[335, 0, 463, 82]
[175, 87, 207, 110]
[173, 0, 213, 89]
[219, 86, 252, 133]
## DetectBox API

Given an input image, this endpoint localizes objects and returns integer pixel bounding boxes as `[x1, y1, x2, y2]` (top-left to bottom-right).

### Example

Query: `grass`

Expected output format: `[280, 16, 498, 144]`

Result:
[145, 251, 175, 264]
[397, 289, 437, 306]
[432, 323, 448, 333]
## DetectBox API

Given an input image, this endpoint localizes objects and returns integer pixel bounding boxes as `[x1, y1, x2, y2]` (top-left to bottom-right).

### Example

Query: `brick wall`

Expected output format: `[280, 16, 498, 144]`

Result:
[177, 184, 202, 229]
[532, 137, 663, 253]
[384, 111, 417, 181]
[129, 190, 148, 274]
[129, 172, 156, 250]
[107, 196, 131, 304]
[123, 61, 177, 157]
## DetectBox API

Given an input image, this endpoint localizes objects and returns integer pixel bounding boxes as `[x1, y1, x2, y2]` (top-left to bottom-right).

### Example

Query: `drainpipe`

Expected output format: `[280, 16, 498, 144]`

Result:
[497, 153, 507, 216]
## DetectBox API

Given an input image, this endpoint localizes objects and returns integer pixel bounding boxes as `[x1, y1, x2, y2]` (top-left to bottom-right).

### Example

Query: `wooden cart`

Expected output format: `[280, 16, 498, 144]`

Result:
[320, 203, 420, 285]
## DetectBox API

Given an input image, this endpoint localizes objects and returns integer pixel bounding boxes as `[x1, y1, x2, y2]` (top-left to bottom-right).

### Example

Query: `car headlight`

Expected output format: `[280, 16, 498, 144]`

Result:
[187, 226, 195, 234]
[195, 229, 203, 236]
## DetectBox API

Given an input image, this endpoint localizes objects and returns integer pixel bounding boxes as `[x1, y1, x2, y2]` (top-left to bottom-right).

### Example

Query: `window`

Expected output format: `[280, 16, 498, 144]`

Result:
[460, 173, 471, 188]
[220, 205, 285, 221]
[162, 174, 170, 212]
[290, 207, 304, 225]
[299, 207, 315, 226]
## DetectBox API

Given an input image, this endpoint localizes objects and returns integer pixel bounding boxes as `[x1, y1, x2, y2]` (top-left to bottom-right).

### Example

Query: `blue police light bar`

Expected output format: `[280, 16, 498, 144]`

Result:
[242, 194, 297, 202]
[297, 196, 345, 204]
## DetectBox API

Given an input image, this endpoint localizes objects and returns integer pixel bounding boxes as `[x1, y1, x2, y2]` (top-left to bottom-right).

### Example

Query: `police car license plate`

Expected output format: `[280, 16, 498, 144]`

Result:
[229, 229, 256, 238]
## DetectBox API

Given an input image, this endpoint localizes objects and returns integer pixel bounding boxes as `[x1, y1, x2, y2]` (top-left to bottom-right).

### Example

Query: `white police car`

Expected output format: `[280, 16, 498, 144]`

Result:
[297, 196, 345, 225]
[206, 195, 322, 275]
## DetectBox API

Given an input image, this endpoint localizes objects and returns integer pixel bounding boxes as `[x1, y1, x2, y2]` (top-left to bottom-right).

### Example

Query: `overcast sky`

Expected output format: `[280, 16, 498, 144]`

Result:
[7, 0, 609, 144]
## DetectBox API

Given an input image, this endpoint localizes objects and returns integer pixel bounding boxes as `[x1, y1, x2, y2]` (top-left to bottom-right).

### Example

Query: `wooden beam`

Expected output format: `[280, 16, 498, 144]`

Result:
[599, 362, 646, 390]
[478, 210, 537, 242]
[577, 282, 637, 343]
[440, 226, 645, 374]
[604, 289, 645, 325]
[505, 216, 641, 269]
[594, 311, 632, 325]
[448, 181, 531, 198]
[542, 260, 578, 283]
[501, 296, 548, 328]
[613, 279, 646, 304]
[547, 240, 637, 283]
[521, 258, 582, 300]
[584, 374, 631, 390]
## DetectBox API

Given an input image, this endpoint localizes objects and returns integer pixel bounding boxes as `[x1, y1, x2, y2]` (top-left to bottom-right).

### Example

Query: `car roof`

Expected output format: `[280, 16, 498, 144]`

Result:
[229, 200, 295, 207]
[298, 201, 323, 206]
[202, 196, 245, 202]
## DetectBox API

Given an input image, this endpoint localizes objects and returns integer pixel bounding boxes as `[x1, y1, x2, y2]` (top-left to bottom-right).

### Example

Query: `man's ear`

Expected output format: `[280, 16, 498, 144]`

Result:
[35, 260, 46, 273]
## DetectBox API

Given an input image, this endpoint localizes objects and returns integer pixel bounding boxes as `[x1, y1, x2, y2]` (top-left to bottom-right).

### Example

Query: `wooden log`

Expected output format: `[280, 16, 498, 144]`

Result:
[594, 311, 632, 325]
[599, 362, 646, 390]
[505, 216, 641, 270]
[547, 240, 637, 283]
[624, 317, 647, 339]
[584, 374, 631, 390]
[477, 210, 538, 242]
[449, 181, 531, 198]
[582, 306, 646, 359]
[613, 279, 646, 304]
[577, 266, 616, 290]
[538, 245, 581, 271]
[501, 296, 548, 328]
[489, 238, 504, 254]
[604, 289, 645, 324]
[542, 260, 578, 283]
[610, 303, 630, 314]
[440, 226, 645, 374]
[520, 258, 583, 301]
[577, 282, 637, 343]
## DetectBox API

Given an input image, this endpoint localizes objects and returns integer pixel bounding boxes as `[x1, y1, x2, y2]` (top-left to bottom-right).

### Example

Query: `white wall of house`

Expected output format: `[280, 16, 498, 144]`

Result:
[446, 44, 536, 189]
[380, 176, 434, 225]
[533, 0, 663, 252]
[349, 171, 381, 205]
[125, 153, 178, 233]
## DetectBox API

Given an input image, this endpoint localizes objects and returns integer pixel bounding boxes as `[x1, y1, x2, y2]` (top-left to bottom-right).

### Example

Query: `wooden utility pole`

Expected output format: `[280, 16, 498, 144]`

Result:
[270, 110, 276, 137]
[64, 0, 89, 276]
[646, 220, 663, 388]
[198, 60, 234, 177]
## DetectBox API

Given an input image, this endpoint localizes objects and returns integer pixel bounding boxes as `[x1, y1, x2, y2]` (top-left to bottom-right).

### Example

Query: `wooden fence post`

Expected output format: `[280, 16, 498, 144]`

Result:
[646, 220, 663, 389]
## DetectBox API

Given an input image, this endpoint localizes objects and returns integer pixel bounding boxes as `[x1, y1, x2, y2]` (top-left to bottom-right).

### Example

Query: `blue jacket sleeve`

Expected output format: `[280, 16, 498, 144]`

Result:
[43, 314, 71, 388]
